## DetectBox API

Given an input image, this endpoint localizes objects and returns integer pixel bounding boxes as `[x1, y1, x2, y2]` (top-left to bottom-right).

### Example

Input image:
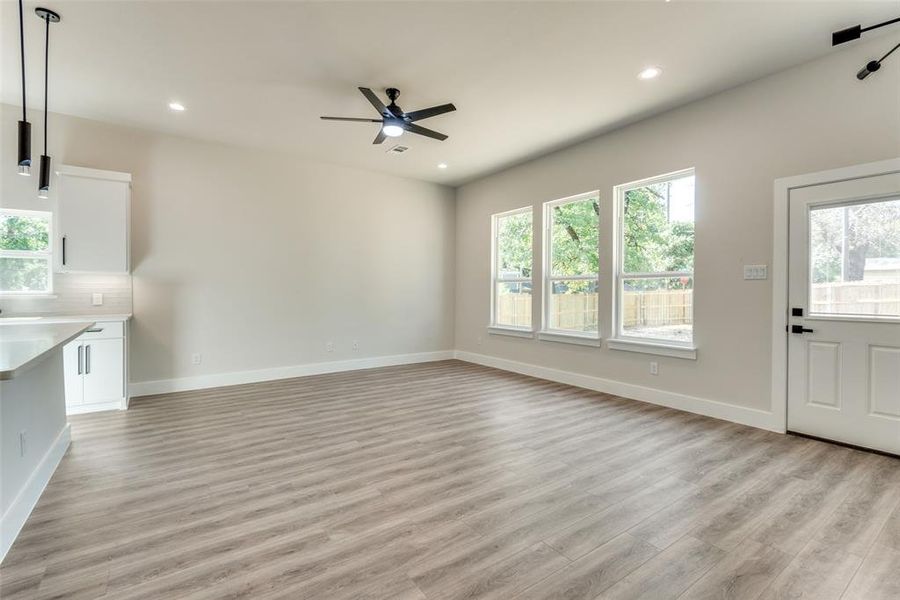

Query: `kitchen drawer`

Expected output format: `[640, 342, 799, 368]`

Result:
[79, 321, 124, 340]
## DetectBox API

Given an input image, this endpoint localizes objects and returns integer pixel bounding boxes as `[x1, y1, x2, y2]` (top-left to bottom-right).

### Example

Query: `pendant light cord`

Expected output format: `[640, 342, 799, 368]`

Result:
[43, 13, 49, 153]
[19, 0, 26, 121]
[878, 41, 900, 64]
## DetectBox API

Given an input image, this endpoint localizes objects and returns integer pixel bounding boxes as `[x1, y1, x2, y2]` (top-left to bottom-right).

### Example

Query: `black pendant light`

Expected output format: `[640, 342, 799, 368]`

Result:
[17, 0, 31, 176]
[35, 7, 60, 199]
[832, 15, 900, 81]
[857, 42, 900, 80]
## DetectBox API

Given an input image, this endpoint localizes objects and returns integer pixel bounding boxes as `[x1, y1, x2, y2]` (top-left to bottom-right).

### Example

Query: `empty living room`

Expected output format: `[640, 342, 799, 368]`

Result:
[1, 1, 898, 599]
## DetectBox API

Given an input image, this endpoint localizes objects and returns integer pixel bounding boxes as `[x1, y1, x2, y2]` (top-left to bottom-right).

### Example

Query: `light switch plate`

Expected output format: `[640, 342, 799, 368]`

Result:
[743, 265, 768, 280]
[92, 293, 104, 306]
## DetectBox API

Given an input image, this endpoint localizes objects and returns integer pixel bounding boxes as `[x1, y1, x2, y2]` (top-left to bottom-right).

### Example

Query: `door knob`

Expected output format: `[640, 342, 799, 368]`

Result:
[791, 324, 814, 334]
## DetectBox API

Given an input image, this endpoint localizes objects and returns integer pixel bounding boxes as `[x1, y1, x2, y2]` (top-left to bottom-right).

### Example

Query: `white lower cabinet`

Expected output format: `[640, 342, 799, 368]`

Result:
[64, 323, 126, 414]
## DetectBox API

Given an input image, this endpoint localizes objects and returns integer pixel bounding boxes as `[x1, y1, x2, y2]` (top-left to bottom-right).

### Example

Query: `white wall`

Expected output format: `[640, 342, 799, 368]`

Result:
[1, 105, 456, 387]
[454, 38, 900, 419]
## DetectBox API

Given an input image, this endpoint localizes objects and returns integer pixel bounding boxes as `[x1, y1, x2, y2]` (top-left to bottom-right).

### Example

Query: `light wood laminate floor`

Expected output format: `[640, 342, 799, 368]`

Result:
[2, 360, 899, 600]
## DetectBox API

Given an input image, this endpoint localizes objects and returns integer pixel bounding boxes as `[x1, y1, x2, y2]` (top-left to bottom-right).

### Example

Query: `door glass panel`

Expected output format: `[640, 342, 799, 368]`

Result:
[809, 198, 900, 317]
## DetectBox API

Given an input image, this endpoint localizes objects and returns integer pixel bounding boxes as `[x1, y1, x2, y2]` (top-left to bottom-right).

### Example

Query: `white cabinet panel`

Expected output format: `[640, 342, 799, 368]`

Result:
[63, 341, 84, 407]
[63, 320, 127, 414]
[83, 339, 124, 403]
[57, 167, 130, 273]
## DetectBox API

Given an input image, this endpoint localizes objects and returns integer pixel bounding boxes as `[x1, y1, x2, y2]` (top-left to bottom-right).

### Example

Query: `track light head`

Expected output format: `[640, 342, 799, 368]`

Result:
[832, 25, 862, 46]
[857, 60, 881, 80]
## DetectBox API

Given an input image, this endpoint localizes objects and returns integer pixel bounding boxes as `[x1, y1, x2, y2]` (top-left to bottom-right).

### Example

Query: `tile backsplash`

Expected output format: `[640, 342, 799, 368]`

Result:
[1, 273, 132, 317]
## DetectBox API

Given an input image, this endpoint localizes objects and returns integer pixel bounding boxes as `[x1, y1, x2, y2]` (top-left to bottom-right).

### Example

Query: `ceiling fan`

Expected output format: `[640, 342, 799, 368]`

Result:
[321, 87, 456, 144]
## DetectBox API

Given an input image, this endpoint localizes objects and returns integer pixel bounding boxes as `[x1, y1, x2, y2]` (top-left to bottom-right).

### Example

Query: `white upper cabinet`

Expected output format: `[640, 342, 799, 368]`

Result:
[56, 165, 131, 273]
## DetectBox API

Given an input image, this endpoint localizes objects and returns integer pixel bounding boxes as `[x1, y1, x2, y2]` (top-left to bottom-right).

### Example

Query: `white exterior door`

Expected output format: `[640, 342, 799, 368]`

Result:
[787, 172, 900, 454]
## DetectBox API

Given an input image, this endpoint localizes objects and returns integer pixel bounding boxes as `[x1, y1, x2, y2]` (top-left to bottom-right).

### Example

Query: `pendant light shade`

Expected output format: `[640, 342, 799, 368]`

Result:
[17, 0, 31, 175]
[38, 155, 51, 199]
[35, 7, 59, 198]
[18, 121, 31, 175]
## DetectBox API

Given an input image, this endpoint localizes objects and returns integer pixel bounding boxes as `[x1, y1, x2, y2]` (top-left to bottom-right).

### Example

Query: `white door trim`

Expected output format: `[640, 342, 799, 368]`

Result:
[771, 158, 900, 434]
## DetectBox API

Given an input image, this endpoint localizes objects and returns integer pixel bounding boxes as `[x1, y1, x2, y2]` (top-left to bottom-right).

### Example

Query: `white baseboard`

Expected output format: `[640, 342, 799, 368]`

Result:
[1, 424, 71, 563]
[454, 351, 783, 433]
[130, 350, 456, 397]
[66, 400, 125, 415]
[129, 347, 781, 433]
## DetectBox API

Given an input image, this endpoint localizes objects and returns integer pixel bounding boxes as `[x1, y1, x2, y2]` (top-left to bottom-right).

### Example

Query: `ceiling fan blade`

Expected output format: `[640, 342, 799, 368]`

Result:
[373, 129, 387, 144]
[321, 116, 382, 122]
[404, 123, 448, 141]
[404, 103, 456, 122]
[359, 87, 392, 118]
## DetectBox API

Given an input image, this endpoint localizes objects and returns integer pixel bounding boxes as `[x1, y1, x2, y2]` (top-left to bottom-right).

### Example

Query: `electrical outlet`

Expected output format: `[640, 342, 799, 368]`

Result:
[743, 264, 768, 280]
[325, 341, 334, 353]
[191, 353, 202, 365]
[352, 340, 359, 352]
[92, 293, 104, 306]
[476, 336, 483, 346]
[650, 361, 659, 376]
[19, 431, 27, 457]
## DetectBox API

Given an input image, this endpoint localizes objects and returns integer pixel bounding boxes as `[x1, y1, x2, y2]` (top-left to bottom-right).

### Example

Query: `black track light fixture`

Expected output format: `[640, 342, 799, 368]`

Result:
[17, 0, 31, 176]
[35, 7, 60, 199]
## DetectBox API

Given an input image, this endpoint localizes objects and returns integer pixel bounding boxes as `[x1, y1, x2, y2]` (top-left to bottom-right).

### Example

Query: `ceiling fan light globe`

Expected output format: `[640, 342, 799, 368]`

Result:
[382, 124, 404, 137]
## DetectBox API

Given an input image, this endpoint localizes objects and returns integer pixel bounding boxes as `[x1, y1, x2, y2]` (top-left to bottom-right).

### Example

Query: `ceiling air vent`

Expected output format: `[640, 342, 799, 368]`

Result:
[386, 144, 409, 154]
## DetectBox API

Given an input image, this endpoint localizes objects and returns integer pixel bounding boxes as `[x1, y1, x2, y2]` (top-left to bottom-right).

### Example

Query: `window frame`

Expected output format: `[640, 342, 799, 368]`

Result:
[612, 168, 696, 358]
[489, 206, 534, 335]
[540, 190, 601, 343]
[0, 207, 54, 296]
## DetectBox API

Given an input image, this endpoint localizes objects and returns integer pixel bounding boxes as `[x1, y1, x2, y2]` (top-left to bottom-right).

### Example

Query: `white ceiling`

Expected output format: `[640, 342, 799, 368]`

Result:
[2, 1, 896, 186]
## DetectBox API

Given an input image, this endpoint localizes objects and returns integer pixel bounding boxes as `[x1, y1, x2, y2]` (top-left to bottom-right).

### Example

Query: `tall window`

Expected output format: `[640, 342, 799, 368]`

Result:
[543, 192, 600, 336]
[615, 169, 695, 345]
[1, 209, 53, 295]
[491, 207, 533, 330]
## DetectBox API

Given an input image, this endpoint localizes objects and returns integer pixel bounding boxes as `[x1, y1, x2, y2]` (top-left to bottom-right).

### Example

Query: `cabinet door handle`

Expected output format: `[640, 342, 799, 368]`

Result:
[77, 345, 83, 375]
[62, 235, 67, 266]
[85, 344, 91, 374]
[86, 327, 104, 333]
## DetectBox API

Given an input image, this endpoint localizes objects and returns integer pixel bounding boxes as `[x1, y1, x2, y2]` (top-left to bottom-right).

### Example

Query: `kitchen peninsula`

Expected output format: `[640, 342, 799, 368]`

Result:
[0, 320, 93, 558]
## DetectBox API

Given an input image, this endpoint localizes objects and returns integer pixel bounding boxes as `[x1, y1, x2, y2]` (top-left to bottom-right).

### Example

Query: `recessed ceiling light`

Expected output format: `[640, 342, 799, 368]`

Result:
[437, 163, 448, 169]
[168, 101, 186, 112]
[637, 66, 662, 80]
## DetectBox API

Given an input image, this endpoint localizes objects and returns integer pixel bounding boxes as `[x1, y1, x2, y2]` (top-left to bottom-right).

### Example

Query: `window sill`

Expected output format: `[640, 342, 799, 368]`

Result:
[538, 330, 602, 347]
[607, 338, 697, 360]
[0, 293, 58, 299]
[487, 326, 535, 339]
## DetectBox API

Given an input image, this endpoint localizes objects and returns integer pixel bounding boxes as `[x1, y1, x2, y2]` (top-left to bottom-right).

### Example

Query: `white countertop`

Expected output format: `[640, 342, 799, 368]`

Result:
[0, 313, 132, 325]
[0, 322, 95, 380]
